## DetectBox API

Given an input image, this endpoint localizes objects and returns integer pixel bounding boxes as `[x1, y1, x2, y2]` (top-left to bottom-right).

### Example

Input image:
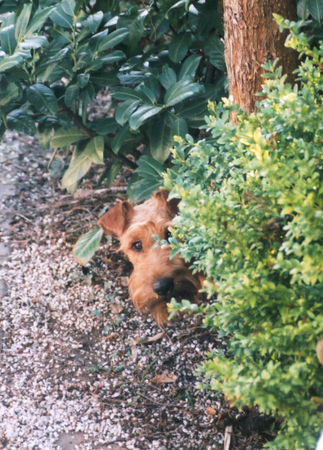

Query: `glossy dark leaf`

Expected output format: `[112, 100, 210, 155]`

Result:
[307, 0, 323, 21]
[115, 99, 139, 126]
[7, 108, 35, 134]
[112, 125, 131, 154]
[50, 0, 74, 29]
[61, 137, 105, 193]
[169, 32, 191, 63]
[129, 104, 162, 130]
[50, 127, 88, 148]
[27, 83, 58, 114]
[160, 65, 177, 90]
[170, 116, 188, 137]
[204, 34, 226, 71]
[127, 155, 164, 202]
[15, 3, 32, 42]
[165, 80, 202, 107]
[26, 6, 55, 35]
[179, 55, 202, 80]
[0, 81, 19, 106]
[0, 24, 17, 55]
[147, 114, 172, 163]
[0, 54, 24, 72]
[97, 28, 129, 52]
[111, 86, 151, 103]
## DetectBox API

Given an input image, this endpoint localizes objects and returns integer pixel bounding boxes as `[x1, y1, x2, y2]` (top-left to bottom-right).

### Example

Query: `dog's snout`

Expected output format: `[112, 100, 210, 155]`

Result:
[153, 277, 174, 296]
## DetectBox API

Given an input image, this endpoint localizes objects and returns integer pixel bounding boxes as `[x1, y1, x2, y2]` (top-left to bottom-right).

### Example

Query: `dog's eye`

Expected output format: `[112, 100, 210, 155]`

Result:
[165, 229, 172, 241]
[131, 240, 143, 252]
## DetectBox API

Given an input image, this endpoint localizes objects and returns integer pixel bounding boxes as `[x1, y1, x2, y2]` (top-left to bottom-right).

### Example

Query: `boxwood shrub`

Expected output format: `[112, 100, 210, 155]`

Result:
[165, 19, 323, 449]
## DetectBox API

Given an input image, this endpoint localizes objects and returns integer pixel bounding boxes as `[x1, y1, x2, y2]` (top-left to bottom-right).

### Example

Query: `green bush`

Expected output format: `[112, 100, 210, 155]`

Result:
[165, 19, 323, 449]
[0, 0, 225, 199]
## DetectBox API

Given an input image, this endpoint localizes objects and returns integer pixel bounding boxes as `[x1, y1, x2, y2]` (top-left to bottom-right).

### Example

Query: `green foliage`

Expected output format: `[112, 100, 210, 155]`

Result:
[127, 155, 164, 203]
[73, 225, 104, 265]
[0, 0, 225, 194]
[165, 20, 323, 449]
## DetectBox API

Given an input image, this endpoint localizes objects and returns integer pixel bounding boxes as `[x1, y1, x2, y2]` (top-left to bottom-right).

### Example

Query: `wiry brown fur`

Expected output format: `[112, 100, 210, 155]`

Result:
[98, 190, 202, 324]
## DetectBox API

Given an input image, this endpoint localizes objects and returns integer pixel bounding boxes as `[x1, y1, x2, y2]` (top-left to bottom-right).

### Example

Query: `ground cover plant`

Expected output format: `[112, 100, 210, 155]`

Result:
[0, 0, 225, 199]
[165, 19, 323, 449]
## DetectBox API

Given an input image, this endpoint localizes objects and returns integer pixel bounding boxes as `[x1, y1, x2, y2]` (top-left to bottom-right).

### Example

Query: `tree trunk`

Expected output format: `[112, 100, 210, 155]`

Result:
[223, 0, 298, 113]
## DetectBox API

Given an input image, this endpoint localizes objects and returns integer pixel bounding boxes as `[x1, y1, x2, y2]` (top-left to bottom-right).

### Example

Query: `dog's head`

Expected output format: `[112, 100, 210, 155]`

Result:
[98, 189, 179, 238]
[98, 190, 200, 324]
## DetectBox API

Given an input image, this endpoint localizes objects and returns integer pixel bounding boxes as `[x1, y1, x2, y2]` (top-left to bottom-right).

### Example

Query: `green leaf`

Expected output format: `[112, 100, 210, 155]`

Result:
[204, 34, 226, 71]
[97, 27, 129, 52]
[127, 155, 164, 202]
[77, 73, 89, 88]
[168, 0, 187, 11]
[137, 78, 160, 103]
[7, 108, 35, 134]
[176, 96, 208, 122]
[61, 148, 91, 192]
[111, 126, 131, 154]
[111, 86, 151, 103]
[81, 11, 104, 34]
[0, 12, 15, 27]
[47, 47, 69, 64]
[27, 83, 58, 114]
[88, 117, 119, 136]
[179, 55, 202, 80]
[15, 3, 32, 42]
[64, 84, 79, 111]
[50, 0, 74, 29]
[0, 25, 17, 55]
[51, 127, 88, 148]
[169, 32, 191, 63]
[164, 80, 202, 107]
[0, 82, 19, 106]
[89, 29, 108, 52]
[104, 161, 123, 187]
[73, 226, 103, 265]
[118, 70, 146, 85]
[129, 104, 162, 130]
[159, 65, 177, 90]
[0, 54, 24, 72]
[19, 35, 47, 49]
[170, 116, 188, 137]
[60, 0, 75, 17]
[26, 6, 55, 35]
[87, 136, 104, 164]
[135, 154, 164, 179]
[147, 114, 172, 163]
[307, 0, 323, 21]
[137, 84, 158, 105]
[115, 99, 139, 126]
[61, 137, 104, 192]
[88, 50, 125, 71]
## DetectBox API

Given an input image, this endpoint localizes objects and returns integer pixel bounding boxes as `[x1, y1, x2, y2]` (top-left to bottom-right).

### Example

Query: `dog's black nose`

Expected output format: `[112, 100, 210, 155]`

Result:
[153, 277, 174, 296]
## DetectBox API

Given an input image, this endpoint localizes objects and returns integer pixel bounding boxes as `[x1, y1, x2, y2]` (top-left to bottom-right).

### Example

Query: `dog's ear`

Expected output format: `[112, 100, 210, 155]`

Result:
[153, 189, 180, 218]
[98, 201, 134, 238]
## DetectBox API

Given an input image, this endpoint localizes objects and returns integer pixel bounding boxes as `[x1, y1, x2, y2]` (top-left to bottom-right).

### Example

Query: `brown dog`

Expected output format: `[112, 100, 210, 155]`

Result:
[98, 190, 202, 324]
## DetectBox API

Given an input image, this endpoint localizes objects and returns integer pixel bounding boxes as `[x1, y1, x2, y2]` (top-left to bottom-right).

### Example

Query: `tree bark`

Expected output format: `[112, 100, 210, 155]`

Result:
[223, 0, 298, 113]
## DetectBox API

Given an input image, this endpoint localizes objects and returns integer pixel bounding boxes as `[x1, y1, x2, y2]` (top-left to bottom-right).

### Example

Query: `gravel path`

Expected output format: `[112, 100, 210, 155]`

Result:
[0, 132, 273, 449]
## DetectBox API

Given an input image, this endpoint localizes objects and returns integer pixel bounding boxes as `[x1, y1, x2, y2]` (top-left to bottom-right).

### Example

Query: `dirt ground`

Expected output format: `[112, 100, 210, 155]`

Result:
[0, 132, 276, 449]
